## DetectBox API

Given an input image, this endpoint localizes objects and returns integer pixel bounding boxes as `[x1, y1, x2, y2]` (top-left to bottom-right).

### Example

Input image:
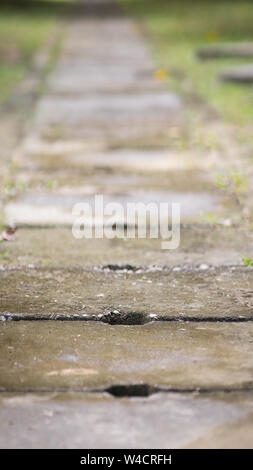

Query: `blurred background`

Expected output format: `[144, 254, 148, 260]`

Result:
[1, 0, 253, 122]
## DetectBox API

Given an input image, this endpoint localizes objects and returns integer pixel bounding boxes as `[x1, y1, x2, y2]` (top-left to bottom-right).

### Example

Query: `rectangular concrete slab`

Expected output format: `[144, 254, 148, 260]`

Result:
[0, 322, 253, 391]
[5, 188, 219, 225]
[13, 168, 215, 195]
[220, 64, 253, 83]
[2, 226, 252, 268]
[61, 34, 154, 64]
[0, 267, 252, 320]
[48, 64, 164, 94]
[16, 147, 209, 174]
[33, 93, 182, 142]
[197, 43, 253, 59]
[0, 392, 252, 449]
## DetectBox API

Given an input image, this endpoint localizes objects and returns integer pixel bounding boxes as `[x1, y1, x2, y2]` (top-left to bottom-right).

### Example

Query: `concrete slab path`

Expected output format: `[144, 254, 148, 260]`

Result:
[0, 0, 253, 449]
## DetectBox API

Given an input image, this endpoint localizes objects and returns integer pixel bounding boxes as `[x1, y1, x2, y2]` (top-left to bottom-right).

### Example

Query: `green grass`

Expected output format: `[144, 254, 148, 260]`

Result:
[0, 65, 26, 103]
[119, 0, 253, 126]
[0, 1, 73, 103]
[242, 255, 253, 267]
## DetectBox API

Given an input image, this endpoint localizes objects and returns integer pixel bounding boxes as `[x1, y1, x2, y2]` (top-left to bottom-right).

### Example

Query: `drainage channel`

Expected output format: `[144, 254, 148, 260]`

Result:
[2, 264, 253, 273]
[1, 312, 253, 324]
[1, 384, 253, 398]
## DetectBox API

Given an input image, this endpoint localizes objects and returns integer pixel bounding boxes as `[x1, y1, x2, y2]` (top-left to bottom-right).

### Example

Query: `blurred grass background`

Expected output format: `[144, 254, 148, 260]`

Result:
[1, 0, 253, 126]
[119, 0, 253, 126]
[0, 0, 74, 103]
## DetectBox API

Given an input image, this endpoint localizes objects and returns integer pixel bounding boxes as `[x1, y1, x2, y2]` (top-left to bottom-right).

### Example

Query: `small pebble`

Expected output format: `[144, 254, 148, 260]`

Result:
[199, 264, 209, 270]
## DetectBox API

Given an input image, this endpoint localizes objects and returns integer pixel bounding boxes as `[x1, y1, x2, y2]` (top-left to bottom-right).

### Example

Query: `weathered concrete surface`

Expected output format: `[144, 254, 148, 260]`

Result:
[1, 322, 253, 391]
[220, 64, 253, 83]
[5, 4, 243, 228]
[13, 138, 227, 171]
[34, 16, 182, 142]
[36, 93, 181, 129]
[11, 155, 217, 192]
[60, 17, 155, 65]
[7, 147, 227, 227]
[197, 43, 253, 59]
[0, 392, 251, 449]
[186, 412, 253, 449]
[2, 226, 252, 268]
[48, 61, 166, 93]
[1, 268, 253, 319]
[1, 0, 253, 449]
[5, 189, 219, 226]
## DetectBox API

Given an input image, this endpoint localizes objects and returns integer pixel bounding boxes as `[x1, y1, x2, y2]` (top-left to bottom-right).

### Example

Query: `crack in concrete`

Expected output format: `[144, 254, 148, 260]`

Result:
[1, 384, 253, 397]
[1, 265, 253, 273]
[1, 313, 253, 324]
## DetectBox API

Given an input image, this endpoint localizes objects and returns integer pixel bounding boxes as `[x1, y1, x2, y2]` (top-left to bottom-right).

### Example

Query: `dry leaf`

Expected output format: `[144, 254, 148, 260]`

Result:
[154, 68, 168, 81]
[0, 226, 17, 242]
[47, 368, 98, 377]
